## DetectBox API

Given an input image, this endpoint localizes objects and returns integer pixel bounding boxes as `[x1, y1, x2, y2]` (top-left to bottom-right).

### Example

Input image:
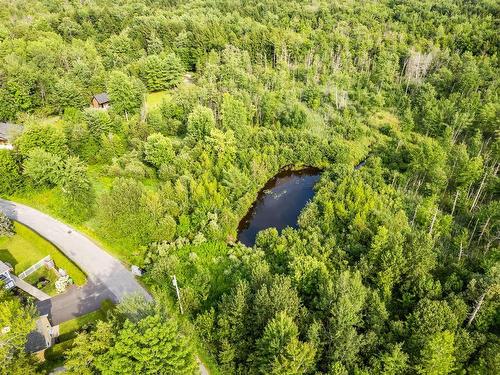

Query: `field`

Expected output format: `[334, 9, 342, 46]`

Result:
[0, 222, 86, 286]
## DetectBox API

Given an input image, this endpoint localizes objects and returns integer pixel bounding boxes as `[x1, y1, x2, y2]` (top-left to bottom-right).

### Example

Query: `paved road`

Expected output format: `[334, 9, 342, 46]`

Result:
[0, 199, 151, 324]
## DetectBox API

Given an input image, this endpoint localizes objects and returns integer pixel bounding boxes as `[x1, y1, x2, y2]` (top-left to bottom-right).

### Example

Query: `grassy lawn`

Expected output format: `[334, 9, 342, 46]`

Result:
[0, 222, 86, 286]
[145, 90, 169, 111]
[58, 299, 114, 341]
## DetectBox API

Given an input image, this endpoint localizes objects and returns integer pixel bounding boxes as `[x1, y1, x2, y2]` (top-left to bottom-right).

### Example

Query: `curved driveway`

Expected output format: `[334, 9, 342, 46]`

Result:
[0, 199, 151, 324]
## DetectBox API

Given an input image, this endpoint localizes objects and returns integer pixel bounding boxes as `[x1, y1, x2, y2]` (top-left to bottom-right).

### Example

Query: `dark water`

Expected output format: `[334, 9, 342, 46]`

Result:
[237, 167, 322, 247]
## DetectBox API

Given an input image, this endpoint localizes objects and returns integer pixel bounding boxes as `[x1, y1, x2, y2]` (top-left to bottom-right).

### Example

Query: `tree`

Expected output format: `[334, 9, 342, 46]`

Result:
[0, 150, 22, 195]
[102, 33, 145, 69]
[216, 280, 252, 372]
[327, 270, 367, 369]
[252, 312, 316, 374]
[186, 105, 215, 141]
[58, 156, 95, 220]
[107, 71, 145, 116]
[371, 344, 408, 375]
[279, 101, 307, 129]
[0, 290, 37, 374]
[0, 212, 14, 237]
[0, 79, 36, 121]
[140, 53, 184, 92]
[64, 321, 115, 375]
[254, 275, 301, 330]
[144, 133, 174, 168]
[114, 294, 155, 323]
[221, 93, 247, 132]
[407, 136, 447, 195]
[97, 178, 150, 244]
[15, 125, 68, 157]
[416, 331, 455, 375]
[95, 315, 197, 375]
[50, 78, 87, 113]
[22, 148, 62, 187]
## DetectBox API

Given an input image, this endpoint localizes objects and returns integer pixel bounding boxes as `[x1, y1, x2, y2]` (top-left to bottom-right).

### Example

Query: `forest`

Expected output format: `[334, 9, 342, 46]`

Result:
[0, 0, 498, 374]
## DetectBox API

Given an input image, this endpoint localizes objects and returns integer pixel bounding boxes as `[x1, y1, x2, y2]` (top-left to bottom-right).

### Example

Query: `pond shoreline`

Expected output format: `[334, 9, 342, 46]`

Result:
[237, 165, 322, 246]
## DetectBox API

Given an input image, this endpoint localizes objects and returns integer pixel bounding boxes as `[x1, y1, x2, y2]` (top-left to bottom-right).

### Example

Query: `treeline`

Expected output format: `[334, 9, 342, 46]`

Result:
[0, 0, 498, 374]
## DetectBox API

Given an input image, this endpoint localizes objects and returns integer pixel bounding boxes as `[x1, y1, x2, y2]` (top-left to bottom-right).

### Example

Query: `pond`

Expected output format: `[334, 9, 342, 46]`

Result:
[237, 167, 322, 247]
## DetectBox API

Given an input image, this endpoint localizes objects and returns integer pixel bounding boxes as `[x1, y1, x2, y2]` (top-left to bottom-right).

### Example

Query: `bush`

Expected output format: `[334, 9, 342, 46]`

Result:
[23, 148, 62, 187]
[0, 212, 15, 237]
[15, 125, 68, 157]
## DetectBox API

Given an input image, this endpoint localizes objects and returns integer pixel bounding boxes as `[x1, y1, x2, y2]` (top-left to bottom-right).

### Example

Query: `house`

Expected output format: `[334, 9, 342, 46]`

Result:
[0, 260, 15, 289]
[91, 93, 110, 109]
[0, 122, 23, 150]
[25, 315, 56, 354]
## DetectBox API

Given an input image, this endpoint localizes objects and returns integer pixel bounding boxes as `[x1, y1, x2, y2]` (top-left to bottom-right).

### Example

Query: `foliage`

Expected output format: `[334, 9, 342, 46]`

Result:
[0, 290, 37, 374]
[96, 315, 196, 374]
[0, 151, 23, 195]
[143, 132, 174, 168]
[107, 71, 145, 116]
[140, 53, 184, 92]
[0, 212, 15, 237]
[23, 148, 62, 187]
[65, 303, 197, 375]
[0, 0, 498, 373]
[186, 105, 215, 141]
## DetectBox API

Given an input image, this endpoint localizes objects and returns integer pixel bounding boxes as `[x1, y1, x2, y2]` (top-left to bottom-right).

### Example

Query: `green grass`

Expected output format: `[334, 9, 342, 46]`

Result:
[145, 90, 169, 111]
[42, 338, 75, 368]
[58, 300, 114, 342]
[0, 222, 86, 286]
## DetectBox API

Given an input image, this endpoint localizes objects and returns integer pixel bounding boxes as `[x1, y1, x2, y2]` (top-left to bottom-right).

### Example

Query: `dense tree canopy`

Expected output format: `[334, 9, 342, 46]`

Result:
[0, 0, 498, 373]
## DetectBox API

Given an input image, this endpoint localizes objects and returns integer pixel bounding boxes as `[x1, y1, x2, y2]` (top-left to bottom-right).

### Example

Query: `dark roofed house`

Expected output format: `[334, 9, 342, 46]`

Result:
[91, 93, 110, 109]
[25, 315, 55, 354]
[0, 122, 23, 150]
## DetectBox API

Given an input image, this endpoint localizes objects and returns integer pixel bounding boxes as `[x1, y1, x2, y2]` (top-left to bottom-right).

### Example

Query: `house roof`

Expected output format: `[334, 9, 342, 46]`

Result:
[25, 316, 52, 353]
[0, 261, 12, 274]
[93, 93, 110, 104]
[0, 122, 23, 141]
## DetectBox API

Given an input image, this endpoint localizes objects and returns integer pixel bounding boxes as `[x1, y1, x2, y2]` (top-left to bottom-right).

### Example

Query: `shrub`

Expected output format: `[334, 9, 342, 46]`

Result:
[0, 212, 15, 237]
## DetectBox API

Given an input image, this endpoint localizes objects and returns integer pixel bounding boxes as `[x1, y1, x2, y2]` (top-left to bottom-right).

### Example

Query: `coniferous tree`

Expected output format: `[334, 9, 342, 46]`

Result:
[95, 315, 196, 375]
[140, 53, 183, 92]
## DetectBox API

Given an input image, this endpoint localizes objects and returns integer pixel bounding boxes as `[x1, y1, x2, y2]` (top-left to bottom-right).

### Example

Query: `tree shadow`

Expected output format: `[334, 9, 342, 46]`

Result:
[0, 248, 17, 268]
[36, 259, 146, 326]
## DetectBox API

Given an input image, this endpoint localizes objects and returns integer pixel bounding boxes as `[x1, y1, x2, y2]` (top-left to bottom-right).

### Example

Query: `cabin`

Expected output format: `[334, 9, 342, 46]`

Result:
[0, 261, 15, 289]
[0, 122, 23, 150]
[91, 93, 110, 109]
[25, 315, 56, 354]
